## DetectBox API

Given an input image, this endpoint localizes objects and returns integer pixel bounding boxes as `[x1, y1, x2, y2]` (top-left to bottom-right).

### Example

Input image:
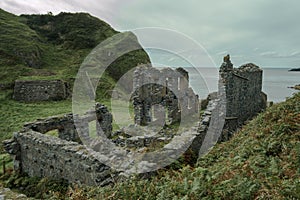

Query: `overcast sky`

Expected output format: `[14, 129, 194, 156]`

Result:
[1, 0, 300, 67]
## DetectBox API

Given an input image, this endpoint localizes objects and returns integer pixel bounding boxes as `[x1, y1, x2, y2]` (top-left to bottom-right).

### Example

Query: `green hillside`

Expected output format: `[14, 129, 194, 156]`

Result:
[0, 8, 150, 85]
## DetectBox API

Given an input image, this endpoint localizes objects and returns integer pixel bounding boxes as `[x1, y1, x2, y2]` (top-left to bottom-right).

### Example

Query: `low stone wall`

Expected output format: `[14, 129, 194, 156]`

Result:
[23, 103, 112, 142]
[13, 80, 70, 102]
[3, 103, 114, 186]
[3, 131, 115, 186]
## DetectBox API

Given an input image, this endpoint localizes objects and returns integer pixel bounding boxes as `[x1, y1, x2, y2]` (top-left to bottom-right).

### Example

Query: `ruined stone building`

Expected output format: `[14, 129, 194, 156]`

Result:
[219, 55, 267, 140]
[4, 104, 114, 186]
[132, 65, 199, 126]
[4, 56, 267, 186]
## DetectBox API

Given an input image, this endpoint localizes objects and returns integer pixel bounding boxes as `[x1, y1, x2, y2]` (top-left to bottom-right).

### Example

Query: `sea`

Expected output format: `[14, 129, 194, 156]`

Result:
[184, 68, 299, 103]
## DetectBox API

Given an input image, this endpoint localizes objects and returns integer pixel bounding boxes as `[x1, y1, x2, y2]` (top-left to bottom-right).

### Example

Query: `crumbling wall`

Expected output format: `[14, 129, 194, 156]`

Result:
[3, 56, 269, 185]
[23, 103, 112, 142]
[3, 131, 114, 186]
[3, 103, 114, 186]
[219, 55, 267, 140]
[132, 65, 199, 126]
[13, 80, 70, 102]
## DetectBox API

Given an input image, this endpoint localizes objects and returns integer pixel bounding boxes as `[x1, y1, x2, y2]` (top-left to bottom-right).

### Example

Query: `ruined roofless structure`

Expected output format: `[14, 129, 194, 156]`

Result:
[132, 65, 199, 126]
[3, 56, 267, 186]
[219, 54, 267, 140]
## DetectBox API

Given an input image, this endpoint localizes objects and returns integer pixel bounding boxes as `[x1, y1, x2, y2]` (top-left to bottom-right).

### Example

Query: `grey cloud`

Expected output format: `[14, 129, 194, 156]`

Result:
[260, 51, 278, 57]
[1, 0, 300, 67]
[0, 0, 123, 25]
[260, 51, 300, 59]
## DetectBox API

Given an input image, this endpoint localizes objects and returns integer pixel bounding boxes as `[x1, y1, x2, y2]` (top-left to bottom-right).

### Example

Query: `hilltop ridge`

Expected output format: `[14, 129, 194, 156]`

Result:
[0, 9, 151, 89]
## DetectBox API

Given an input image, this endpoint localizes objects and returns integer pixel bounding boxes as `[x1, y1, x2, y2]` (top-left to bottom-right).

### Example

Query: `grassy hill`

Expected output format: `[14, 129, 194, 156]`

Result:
[0, 8, 151, 181]
[0, 8, 150, 85]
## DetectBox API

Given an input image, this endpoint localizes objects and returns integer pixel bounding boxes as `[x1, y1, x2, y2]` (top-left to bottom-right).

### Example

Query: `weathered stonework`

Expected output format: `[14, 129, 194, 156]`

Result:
[3, 103, 114, 186]
[188, 55, 267, 156]
[3, 131, 115, 186]
[132, 65, 199, 126]
[219, 55, 267, 141]
[23, 103, 112, 142]
[13, 80, 70, 102]
[3, 56, 268, 186]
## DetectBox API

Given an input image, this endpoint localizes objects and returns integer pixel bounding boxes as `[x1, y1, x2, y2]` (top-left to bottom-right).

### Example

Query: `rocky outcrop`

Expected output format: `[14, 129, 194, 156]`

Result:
[288, 68, 300, 72]
[289, 84, 300, 90]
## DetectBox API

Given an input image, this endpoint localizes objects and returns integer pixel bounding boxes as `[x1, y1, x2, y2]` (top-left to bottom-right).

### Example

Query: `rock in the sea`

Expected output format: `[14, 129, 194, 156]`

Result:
[288, 68, 300, 71]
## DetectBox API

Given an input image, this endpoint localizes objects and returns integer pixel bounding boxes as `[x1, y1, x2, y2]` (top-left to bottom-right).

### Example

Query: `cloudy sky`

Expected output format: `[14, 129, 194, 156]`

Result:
[1, 0, 300, 67]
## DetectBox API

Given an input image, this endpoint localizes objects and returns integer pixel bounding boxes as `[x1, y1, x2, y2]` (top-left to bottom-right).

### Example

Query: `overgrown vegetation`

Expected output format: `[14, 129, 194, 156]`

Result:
[1, 93, 299, 199]
[63, 92, 299, 199]
[0, 172, 69, 199]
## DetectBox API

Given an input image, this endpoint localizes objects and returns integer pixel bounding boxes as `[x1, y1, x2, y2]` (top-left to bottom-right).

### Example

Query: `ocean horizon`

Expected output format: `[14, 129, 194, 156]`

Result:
[173, 67, 300, 103]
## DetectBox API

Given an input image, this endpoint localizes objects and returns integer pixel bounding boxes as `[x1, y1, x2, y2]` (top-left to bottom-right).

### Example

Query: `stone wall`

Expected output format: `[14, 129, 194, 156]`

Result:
[13, 80, 70, 102]
[3, 56, 268, 185]
[219, 55, 267, 140]
[22, 103, 112, 142]
[3, 103, 114, 186]
[3, 131, 114, 186]
[132, 65, 199, 126]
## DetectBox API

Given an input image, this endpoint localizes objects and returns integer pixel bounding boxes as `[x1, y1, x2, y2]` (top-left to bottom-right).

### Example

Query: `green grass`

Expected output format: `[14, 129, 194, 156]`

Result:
[0, 9, 44, 81]
[0, 90, 72, 146]
[109, 99, 135, 130]
[0, 154, 13, 174]
[0, 88, 135, 145]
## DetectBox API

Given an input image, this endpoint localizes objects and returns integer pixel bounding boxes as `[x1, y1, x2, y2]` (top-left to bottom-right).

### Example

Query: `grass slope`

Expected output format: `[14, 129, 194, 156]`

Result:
[0, 8, 44, 82]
